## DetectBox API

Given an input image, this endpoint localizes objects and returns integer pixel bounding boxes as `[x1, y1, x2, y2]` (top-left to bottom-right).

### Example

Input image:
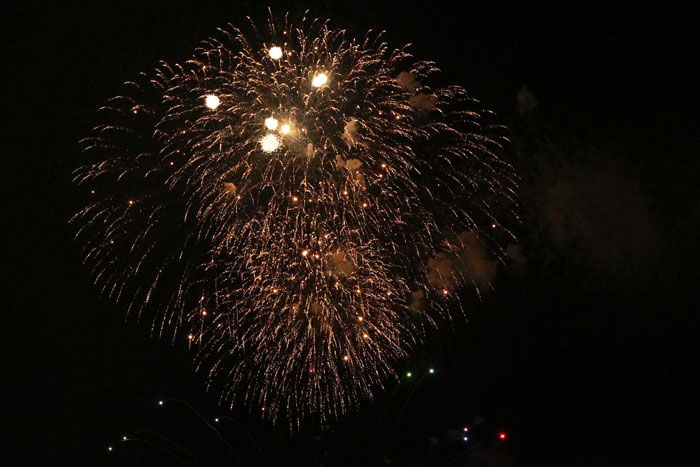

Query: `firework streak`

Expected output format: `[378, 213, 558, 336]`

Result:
[73, 14, 517, 425]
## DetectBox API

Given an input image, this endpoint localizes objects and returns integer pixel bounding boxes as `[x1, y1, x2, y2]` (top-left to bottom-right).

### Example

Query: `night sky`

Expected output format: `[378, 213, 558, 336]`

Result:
[3, 2, 699, 465]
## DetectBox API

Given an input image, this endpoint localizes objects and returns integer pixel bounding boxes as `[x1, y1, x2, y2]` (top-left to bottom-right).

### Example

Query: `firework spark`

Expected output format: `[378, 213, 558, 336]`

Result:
[73, 13, 517, 425]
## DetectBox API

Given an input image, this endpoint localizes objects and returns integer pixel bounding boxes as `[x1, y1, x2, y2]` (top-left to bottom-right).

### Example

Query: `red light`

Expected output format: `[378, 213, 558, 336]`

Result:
[499, 432, 507, 440]
[463, 427, 469, 432]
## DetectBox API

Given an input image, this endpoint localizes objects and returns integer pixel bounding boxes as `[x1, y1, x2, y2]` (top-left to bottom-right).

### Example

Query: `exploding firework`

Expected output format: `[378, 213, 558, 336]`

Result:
[73, 13, 517, 425]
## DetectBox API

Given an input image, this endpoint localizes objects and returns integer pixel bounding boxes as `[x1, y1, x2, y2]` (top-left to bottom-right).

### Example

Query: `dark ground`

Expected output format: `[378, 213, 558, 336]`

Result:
[2, 1, 699, 465]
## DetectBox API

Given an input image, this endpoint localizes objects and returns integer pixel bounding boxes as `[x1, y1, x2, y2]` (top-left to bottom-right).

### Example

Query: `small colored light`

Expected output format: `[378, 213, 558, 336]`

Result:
[429, 368, 435, 374]
[312, 73, 328, 87]
[265, 117, 278, 130]
[406, 371, 412, 377]
[463, 427, 469, 432]
[108, 446, 113, 452]
[343, 355, 350, 361]
[205, 94, 220, 110]
[499, 432, 507, 440]
[260, 133, 280, 152]
[301, 250, 309, 257]
[269, 46, 283, 59]
[281, 124, 291, 134]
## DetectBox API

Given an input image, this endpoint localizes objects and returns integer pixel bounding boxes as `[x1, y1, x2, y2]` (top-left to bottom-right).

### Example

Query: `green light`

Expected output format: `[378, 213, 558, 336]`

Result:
[123, 436, 127, 441]
[406, 371, 412, 377]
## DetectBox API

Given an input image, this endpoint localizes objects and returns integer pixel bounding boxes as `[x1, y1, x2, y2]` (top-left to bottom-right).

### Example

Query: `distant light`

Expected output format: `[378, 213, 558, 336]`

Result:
[205, 94, 220, 110]
[463, 436, 468, 441]
[343, 355, 350, 361]
[188, 333, 194, 340]
[406, 371, 412, 378]
[491, 223, 497, 228]
[442, 289, 449, 295]
[363, 333, 369, 339]
[265, 117, 278, 130]
[260, 134, 280, 152]
[123, 436, 127, 440]
[312, 73, 328, 87]
[301, 250, 309, 257]
[269, 46, 283, 60]
[158, 400, 164, 406]
[499, 432, 507, 440]
[429, 368, 435, 374]
[214, 417, 219, 423]
[463, 427, 469, 433]
[281, 123, 291, 134]
[107, 446, 113, 452]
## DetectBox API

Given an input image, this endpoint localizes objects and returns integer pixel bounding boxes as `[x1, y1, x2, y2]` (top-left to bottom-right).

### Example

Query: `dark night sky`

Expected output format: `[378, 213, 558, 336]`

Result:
[2, 1, 699, 465]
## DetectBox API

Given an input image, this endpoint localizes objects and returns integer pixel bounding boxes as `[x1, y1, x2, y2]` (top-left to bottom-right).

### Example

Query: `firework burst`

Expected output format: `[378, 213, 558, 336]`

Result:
[73, 13, 517, 425]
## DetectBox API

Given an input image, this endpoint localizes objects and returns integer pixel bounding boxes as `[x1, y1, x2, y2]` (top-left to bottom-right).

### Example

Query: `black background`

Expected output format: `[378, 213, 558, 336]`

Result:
[2, 1, 699, 465]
